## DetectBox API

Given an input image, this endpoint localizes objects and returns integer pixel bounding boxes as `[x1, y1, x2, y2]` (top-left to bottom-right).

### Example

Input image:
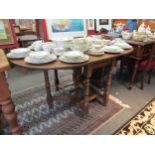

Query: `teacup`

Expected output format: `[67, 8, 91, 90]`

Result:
[91, 44, 102, 50]
[54, 47, 65, 56]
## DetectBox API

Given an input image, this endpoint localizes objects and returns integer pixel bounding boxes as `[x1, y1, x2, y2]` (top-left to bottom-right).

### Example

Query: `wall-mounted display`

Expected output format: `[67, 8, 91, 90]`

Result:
[96, 19, 112, 31]
[45, 19, 87, 39]
[0, 19, 18, 48]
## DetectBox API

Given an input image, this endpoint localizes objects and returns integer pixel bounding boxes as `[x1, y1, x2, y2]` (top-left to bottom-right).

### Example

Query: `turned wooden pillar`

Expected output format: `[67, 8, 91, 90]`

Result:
[43, 70, 53, 107]
[54, 70, 59, 91]
[83, 66, 92, 114]
[0, 49, 21, 134]
[104, 59, 116, 106]
[73, 67, 82, 92]
[0, 72, 21, 134]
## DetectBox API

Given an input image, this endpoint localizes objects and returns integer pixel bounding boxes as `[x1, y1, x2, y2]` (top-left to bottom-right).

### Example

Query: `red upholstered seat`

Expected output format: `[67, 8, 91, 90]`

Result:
[138, 59, 155, 70]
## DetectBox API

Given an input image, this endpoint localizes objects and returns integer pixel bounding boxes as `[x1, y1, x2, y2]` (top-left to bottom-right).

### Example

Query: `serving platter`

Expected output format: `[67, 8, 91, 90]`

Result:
[24, 55, 57, 64]
[59, 54, 89, 64]
[6, 53, 26, 59]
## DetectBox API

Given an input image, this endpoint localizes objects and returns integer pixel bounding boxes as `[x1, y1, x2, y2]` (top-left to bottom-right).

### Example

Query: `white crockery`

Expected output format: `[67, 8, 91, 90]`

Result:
[59, 51, 89, 63]
[42, 42, 56, 53]
[7, 48, 30, 58]
[52, 37, 73, 48]
[54, 47, 66, 56]
[25, 52, 57, 64]
[113, 42, 132, 49]
[101, 45, 123, 53]
[121, 31, 132, 40]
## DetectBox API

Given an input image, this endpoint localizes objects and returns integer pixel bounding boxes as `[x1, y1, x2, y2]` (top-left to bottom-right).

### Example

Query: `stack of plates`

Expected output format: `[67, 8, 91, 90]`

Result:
[59, 51, 89, 63]
[25, 51, 57, 64]
[7, 48, 30, 59]
[88, 49, 104, 56]
[88, 45, 104, 56]
[101, 45, 123, 54]
[113, 42, 132, 49]
[71, 38, 90, 52]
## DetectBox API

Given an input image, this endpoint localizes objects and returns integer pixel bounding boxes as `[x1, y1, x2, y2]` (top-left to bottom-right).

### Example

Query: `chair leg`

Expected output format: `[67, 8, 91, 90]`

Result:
[140, 70, 147, 90]
[148, 69, 153, 84]
[129, 61, 138, 90]
[118, 60, 124, 80]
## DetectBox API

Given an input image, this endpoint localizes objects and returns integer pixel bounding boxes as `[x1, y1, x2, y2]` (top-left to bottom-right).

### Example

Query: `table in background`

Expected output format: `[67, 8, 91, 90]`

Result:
[123, 39, 155, 89]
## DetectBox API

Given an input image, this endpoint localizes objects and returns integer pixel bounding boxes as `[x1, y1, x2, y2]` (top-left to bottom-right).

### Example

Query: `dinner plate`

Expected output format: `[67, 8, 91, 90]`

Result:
[102, 46, 123, 54]
[59, 54, 89, 64]
[6, 52, 26, 59]
[24, 55, 57, 64]
[88, 51, 104, 56]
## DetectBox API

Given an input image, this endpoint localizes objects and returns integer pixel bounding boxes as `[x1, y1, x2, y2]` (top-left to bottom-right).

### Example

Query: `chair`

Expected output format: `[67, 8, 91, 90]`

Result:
[119, 43, 155, 90]
[14, 25, 40, 47]
[140, 45, 155, 89]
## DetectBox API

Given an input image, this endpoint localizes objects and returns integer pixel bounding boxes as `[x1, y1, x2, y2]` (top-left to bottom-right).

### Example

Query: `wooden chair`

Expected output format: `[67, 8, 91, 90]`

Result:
[140, 44, 155, 89]
[14, 25, 40, 47]
[119, 43, 155, 90]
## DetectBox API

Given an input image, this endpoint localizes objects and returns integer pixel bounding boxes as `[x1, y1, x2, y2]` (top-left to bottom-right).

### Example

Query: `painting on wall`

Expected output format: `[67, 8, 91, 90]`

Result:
[0, 19, 14, 45]
[99, 19, 109, 25]
[0, 19, 18, 49]
[95, 19, 112, 31]
[45, 19, 87, 39]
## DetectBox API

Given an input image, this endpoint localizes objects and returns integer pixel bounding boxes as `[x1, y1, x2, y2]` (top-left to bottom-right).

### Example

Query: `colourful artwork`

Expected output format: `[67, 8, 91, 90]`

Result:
[51, 19, 84, 33]
[0, 20, 7, 39]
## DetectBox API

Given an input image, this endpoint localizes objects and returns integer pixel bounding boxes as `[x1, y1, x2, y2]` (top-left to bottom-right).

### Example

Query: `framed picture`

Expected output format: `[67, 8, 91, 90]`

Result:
[96, 19, 112, 31]
[87, 19, 95, 30]
[99, 19, 108, 25]
[0, 19, 14, 45]
[44, 19, 87, 40]
[0, 19, 18, 49]
[15, 19, 36, 32]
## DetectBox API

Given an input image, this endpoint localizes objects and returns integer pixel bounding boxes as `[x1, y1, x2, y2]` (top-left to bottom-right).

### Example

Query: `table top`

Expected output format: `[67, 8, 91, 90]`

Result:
[125, 39, 155, 46]
[9, 49, 133, 70]
[0, 49, 10, 72]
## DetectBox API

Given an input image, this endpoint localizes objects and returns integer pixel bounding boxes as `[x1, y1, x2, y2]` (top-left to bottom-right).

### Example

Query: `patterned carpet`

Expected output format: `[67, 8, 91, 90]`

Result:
[2, 84, 126, 135]
[115, 98, 155, 135]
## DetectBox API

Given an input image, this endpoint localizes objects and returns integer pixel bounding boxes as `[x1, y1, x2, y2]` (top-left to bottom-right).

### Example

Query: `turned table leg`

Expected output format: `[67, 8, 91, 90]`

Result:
[103, 59, 115, 106]
[0, 72, 21, 134]
[54, 70, 59, 91]
[83, 66, 92, 114]
[73, 67, 82, 95]
[129, 45, 142, 90]
[43, 70, 53, 107]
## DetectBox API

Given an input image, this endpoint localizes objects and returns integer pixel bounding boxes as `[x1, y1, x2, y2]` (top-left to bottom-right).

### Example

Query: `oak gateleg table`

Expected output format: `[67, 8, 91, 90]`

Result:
[0, 48, 133, 134]
[10, 49, 133, 113]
